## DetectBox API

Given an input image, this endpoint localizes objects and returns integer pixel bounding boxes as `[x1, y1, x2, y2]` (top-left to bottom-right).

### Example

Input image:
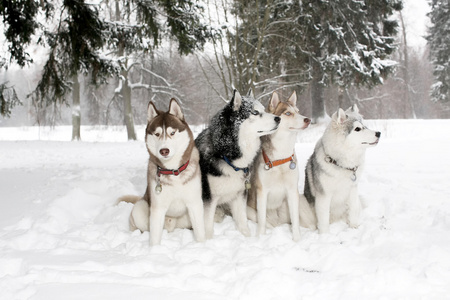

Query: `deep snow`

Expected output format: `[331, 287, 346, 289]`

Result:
[1, 120, 450, 300]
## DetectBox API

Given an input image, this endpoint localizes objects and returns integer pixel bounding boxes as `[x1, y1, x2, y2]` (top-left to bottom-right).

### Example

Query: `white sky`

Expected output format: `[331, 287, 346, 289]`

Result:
[402, 0, 431, 50]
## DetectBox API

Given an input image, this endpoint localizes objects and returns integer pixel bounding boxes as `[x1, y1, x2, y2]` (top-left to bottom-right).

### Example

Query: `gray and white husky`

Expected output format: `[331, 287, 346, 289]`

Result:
[304, 105, 380, 234]
[195, 90, 281, 239]
[119, 99, 205, 246]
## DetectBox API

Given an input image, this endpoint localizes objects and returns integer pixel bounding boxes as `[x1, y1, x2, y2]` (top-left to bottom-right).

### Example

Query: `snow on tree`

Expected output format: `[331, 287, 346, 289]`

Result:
[201, 0, 402, 121]
[296, 0, 403, 121]
[100, 0, 213, 140]
[0, 0, 51, 117]
[427, 0, 450, 103]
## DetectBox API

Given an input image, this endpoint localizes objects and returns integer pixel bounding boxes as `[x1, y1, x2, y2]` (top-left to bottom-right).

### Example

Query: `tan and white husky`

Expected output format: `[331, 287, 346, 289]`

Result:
[247, 91, 315, 241]
[119, 99, 205, 246]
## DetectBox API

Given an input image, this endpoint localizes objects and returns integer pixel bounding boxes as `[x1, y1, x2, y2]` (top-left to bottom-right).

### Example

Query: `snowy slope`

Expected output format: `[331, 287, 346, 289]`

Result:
[1, 120, 450, 300]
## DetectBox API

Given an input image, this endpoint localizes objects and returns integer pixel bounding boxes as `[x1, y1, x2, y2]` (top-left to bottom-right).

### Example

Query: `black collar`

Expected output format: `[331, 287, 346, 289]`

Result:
[324, 155, 358, 181]
[222, 156, 249, 174]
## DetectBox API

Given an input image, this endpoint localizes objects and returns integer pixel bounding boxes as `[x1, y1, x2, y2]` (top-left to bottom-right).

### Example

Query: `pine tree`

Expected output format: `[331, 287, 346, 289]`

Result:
[297, 0, 402, 121]
[101, 0, 211, 140]
[427, 0, 450, 103]
[206, 0, 401, 120]
[207, 0, 309, 101]
[0, 0, 51, 117]
[34, 0, 118, 107]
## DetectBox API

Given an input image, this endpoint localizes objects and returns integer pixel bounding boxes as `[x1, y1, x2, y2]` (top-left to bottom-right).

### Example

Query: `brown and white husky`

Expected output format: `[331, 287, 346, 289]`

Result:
[247, 91, 315, 241]
[119, 99, 205, 246]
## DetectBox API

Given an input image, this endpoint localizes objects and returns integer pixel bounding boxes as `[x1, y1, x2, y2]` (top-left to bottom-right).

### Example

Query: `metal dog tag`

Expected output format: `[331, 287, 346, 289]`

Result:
[155, 177, 162, 194]
[289, 161, 296, 170]
[155, 183, 162, 194]
[245, 179, 251, 190]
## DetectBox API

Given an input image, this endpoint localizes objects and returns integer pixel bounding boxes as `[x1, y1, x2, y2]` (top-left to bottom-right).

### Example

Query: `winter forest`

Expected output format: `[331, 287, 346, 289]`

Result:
[0, 0, 449, 140]
[2, 1, 450, 298]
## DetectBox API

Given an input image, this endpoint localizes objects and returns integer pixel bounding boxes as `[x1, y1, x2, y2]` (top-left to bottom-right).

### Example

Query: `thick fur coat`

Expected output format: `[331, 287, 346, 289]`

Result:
[304, 105, 381, 233]
[120, 99, 205, 245]
[195, 90, 280, 238]
[247, 91, 316, 241]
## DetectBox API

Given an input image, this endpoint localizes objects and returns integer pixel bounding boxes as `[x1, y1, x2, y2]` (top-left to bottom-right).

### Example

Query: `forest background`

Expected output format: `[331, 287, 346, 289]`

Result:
[0, 0, 449, 141]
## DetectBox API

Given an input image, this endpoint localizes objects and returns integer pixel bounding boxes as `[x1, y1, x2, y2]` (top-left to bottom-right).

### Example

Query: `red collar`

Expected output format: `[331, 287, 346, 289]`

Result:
[262, 150, 294, 170]
[157, 160, 190, 177]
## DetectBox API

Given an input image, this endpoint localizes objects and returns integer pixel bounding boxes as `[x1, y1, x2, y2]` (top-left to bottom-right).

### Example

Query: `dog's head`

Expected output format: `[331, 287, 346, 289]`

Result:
[267, 91, 310, 132]
[210, 89, 280, 159]
[331, 104, 380, 148]
[145, 99, 194, 166]
[227, 89, 281, 137]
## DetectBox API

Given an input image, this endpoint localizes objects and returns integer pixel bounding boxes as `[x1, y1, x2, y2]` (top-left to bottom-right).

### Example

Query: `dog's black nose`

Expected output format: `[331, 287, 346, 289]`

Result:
[274, 116, 281, 123]
[375, 131, 381, 138]
[160, 148, 170, 157]
[304, 118, 311, 124]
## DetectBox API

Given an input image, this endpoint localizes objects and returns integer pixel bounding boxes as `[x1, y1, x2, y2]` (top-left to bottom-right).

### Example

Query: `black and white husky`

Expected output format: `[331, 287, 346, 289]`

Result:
[195, 90, 281, 238]
[119, 99, 205, 246]
[304, 105, 381, 234]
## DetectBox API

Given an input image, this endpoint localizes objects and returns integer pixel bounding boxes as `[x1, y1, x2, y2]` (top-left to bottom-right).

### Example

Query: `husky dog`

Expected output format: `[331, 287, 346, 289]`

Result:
[119, 99, 205, 245]
[247, 91, 315, 241]
[195, 90, 281, 239]
[304, 105, 380, 234]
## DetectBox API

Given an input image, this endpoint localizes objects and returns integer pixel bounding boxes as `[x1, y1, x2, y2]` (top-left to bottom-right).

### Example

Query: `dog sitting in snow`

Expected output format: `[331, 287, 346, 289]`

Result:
[247, 91, 315, 241]
[119, 99, 205, 245]
[195, 90, 280, 239]
[303, 105, 380, 233]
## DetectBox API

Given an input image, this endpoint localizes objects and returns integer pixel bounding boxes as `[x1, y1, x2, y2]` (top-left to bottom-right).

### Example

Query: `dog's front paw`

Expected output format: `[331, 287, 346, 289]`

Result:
[195, 233, 206, 243]
[318, 225, 330, 234]
[239, 226, 251, 237]
[348, 221, 360, 229]
[257, 225, 266, 237]
[205, 228, 214, 240]
[292, 231, 301, 242]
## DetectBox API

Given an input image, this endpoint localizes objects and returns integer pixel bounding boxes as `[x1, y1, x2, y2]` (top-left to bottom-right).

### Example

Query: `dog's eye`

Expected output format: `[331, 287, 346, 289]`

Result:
[355, 127, 362, 132]
[285, 112, 291, 116]
[155, 132, 160, 137]
[170, 131, 176, 136]
[251, 110, 260, 115]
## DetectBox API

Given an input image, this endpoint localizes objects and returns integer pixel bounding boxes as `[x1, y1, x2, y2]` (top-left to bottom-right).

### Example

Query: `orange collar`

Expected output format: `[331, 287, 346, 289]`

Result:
[262, 150, 295, 170]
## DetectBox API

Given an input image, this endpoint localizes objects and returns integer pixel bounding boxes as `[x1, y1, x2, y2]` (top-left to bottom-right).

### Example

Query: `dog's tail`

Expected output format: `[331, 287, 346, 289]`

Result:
[116, 195, 141, 205]
[116, 195, 149, 232]
[299, 194, 317, 230]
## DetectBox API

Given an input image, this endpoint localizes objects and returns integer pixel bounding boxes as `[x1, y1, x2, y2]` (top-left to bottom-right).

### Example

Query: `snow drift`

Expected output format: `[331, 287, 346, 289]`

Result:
[0, 120, 449, 299]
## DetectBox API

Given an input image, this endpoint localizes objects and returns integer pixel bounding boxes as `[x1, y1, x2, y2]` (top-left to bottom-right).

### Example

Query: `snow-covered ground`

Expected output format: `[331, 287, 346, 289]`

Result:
[1, 120, 450, 300]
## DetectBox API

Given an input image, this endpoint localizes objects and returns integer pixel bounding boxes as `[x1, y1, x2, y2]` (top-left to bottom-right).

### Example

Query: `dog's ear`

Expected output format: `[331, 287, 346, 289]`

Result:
[231, 89, 242, 111]
[332, 108, 347, 124]
[168, 98, 184, 121]
[147, 101, 159, 122]
[287, 90, 297, 107]
[268, 92, 280, 113]
[347, 104, 359, 114]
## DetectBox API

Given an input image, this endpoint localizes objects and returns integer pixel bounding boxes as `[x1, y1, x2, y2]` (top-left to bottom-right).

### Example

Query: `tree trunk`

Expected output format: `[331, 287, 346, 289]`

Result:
[399, 11, 416, 119]
[72, 73, 81, 141]
[122, 68, 137, 140]
[338, 87, 352, 110]
[310, 56, 326, 122]
[116, 0, 136, 140]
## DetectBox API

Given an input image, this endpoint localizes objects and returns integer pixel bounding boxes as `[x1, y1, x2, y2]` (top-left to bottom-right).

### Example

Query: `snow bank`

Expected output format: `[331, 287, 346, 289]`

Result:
[1, 120, 450, 299]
